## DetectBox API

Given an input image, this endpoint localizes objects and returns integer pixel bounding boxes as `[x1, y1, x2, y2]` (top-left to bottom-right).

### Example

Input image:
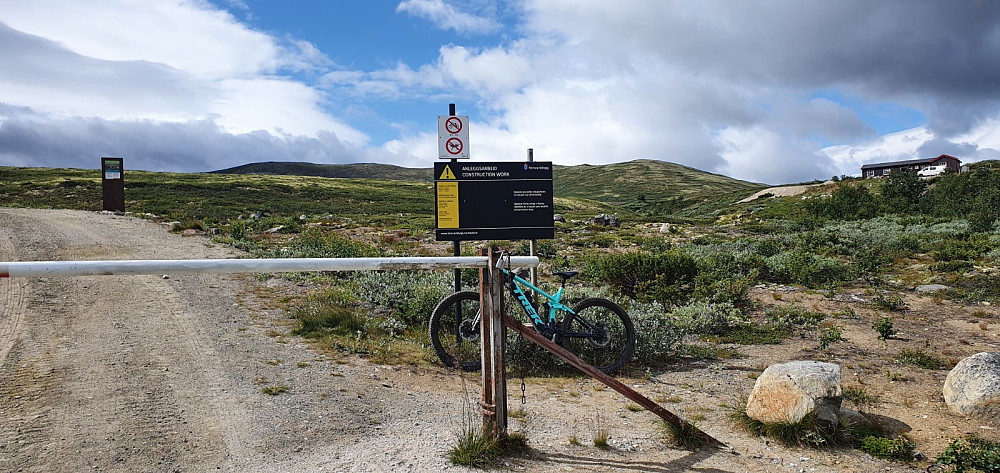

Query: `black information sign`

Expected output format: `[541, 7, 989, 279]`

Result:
[101, 157, 125, 212]
[434, 161, 554, 241]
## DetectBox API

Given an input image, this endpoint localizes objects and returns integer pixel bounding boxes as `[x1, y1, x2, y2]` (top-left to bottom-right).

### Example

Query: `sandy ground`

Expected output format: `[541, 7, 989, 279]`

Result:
[737, 182, 835, 203]
[1, 208, 996, 472]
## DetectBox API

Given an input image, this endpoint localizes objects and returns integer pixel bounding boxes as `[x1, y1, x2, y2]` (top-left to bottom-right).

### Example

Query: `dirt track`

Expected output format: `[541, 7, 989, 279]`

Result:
[0, 208, 942, 472]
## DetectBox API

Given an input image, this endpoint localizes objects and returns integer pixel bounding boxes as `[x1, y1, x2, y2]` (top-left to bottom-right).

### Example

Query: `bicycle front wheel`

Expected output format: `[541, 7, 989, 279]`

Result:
[560, 298, 636, 374]
[428, 291, 482, 371]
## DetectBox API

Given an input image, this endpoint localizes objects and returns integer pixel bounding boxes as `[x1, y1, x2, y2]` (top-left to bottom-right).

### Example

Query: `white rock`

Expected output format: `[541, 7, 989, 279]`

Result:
[746, 361, 842, 426]
[943, 352, 1000, 422]
[915, 284, 951, 293]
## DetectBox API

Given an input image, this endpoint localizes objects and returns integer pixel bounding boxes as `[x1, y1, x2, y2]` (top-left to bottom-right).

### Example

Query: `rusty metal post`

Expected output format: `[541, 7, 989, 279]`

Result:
[479, 247, 507, 439]
[502, 312, 726, 448]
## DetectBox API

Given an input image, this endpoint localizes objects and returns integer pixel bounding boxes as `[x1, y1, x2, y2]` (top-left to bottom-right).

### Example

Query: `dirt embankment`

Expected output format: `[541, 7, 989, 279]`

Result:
[2, 208, 993, 472]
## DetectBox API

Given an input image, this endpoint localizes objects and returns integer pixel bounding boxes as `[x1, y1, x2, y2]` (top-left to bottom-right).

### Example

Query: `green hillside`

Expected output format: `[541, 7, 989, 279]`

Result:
[555, 159, 765, 220]
[212, 159, 765, 220]
[212, 161, 433, 182]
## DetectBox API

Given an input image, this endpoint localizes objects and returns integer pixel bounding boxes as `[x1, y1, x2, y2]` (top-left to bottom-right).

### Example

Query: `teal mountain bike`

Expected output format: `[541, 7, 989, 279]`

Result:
[428, 264, 636, 373]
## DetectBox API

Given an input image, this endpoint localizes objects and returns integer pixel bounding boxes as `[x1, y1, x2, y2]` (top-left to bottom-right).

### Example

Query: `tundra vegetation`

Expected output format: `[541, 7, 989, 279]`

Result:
[2, 159, 999, 468]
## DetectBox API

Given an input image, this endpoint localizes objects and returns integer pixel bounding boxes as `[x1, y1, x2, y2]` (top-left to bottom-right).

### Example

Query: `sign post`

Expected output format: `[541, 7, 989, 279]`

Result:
[101, 157, 125, 212]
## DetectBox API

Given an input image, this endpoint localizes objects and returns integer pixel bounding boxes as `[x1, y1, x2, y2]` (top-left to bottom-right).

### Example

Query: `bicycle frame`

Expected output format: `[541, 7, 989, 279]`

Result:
[503, 269, 573, 327]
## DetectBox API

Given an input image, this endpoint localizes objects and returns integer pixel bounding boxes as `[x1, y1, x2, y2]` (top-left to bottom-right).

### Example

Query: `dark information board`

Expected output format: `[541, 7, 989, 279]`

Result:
[434, 161, 554, 241]
[101, 157, 125, 212]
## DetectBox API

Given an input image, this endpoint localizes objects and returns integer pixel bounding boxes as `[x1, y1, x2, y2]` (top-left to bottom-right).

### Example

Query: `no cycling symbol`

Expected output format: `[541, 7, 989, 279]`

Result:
[446, 137, 464, 155]
[445, 117, 463, 134]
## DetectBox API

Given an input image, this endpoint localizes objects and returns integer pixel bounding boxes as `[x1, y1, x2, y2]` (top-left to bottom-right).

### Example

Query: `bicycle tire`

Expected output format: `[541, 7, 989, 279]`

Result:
[560, 298, 636, 374]
[428, 291, 482, 371]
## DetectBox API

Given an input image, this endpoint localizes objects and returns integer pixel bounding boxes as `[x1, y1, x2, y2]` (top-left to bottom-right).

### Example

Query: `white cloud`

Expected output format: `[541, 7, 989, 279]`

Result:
[0, 0, 279, 79]
[396, 0, 499, 34]
[438, 46, 533, 95]
[213, 79, 367, 144]
[821, 127, 934, 176]
[0, 0, 368, 154]
[715, 126, 834, 185]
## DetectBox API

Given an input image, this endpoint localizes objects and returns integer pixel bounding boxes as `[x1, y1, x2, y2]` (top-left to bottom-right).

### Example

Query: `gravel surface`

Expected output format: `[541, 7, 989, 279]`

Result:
[0, 208, 943, 472]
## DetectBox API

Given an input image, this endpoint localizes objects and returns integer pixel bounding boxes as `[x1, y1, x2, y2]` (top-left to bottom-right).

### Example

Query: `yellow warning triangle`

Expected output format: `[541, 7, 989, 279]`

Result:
[439, 165, 456, 180]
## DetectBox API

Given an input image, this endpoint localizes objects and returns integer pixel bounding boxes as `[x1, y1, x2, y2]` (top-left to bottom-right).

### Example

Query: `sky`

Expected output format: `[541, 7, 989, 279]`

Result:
[1, 0, 1000, 185]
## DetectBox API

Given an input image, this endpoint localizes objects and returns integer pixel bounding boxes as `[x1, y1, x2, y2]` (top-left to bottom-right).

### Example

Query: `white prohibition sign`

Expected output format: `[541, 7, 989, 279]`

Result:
[446, 137, 464, 155]
[445, 116, 463, 134]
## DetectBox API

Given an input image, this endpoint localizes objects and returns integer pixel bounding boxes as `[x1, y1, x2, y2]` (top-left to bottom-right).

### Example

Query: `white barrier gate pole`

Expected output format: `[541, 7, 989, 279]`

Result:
[0, 256, 539, 278]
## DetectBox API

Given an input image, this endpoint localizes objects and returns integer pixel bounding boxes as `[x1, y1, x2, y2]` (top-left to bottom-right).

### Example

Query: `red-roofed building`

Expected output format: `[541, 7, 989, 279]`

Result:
[860, 154, 961, 178]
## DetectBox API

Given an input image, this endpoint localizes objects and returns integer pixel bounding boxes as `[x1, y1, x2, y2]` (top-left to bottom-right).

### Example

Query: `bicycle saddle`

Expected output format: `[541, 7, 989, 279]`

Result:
[552, 271, 579, 280]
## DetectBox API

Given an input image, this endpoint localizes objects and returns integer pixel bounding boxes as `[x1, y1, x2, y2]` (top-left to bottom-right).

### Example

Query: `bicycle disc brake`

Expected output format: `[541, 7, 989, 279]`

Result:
[588, 322, 611, 348]
[459, 319, 481, 342]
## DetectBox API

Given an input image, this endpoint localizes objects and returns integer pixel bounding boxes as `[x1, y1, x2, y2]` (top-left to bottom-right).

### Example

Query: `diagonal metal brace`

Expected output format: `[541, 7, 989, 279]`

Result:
[502, 312, 726, 449]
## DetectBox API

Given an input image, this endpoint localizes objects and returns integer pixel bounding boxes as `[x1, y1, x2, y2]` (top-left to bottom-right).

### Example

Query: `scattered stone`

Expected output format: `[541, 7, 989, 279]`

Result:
[589, 214, 620, 227]
[264, 226, 285, 234]
[299, 215, 308, 221]
[251, 211, 264, 220]
[943, 352, 1000, 422]
[746, 361, 843, 427]
[161, 275, 170, 280]
[915, 284, 951, 293]
[553, 214, 566, 223]
[181, 229, 200, 236]
[659, 223, 671, 234]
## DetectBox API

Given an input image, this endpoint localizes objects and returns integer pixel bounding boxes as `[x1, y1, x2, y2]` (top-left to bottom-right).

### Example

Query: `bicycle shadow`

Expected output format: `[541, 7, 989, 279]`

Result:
[524, 448, 736, 473]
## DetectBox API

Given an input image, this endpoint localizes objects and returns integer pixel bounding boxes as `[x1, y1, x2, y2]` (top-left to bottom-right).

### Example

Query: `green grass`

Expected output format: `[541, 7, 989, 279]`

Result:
[0, 166, 435, 226]
[896, 349, 947, 370]
[703, 325, 790, 345]
[262, 385, 289, 395]
[660, 420, 704, 450]
[842, 385, 881, 411]
[447, 425, 529, 468]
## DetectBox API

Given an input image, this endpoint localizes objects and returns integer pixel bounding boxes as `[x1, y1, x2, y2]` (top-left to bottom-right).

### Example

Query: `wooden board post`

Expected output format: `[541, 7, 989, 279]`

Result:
[479, 247, 507, 439]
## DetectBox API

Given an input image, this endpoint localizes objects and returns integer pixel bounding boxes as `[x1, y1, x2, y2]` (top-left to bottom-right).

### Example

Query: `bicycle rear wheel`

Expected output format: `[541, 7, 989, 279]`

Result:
[428, 291, 482, 371]
[560, 298, 635, 374]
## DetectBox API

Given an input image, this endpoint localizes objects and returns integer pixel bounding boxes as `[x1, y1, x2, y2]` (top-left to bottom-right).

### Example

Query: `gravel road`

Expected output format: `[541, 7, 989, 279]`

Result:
[0, 209, 924, 472]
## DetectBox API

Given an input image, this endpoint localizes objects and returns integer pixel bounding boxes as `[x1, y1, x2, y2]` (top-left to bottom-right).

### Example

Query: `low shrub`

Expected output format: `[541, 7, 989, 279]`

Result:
[896, 349, 947, 370]
[351, 271, 451, 328]
[804, 183, 878, 220]
[872, 316, 897, 340]
[587, 250, 697, 308]
[870, 293, 907, 312]
[764, 250, 849, 288]
[262, 227, 380, 259]
[818, 324, 845, 350]
[669, 301, 746, 335]
[766, 305, 826, 329]
[628, 303, 686, 363]
[858, 435, 914, 461]
[935, 434, 1000, 473]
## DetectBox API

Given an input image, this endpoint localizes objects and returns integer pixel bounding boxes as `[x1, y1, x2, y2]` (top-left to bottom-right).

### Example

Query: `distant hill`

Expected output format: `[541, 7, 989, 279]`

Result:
[213, 159, 765, 219]
[554, 160, 765, 218]
[211, 161, 433, 182]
